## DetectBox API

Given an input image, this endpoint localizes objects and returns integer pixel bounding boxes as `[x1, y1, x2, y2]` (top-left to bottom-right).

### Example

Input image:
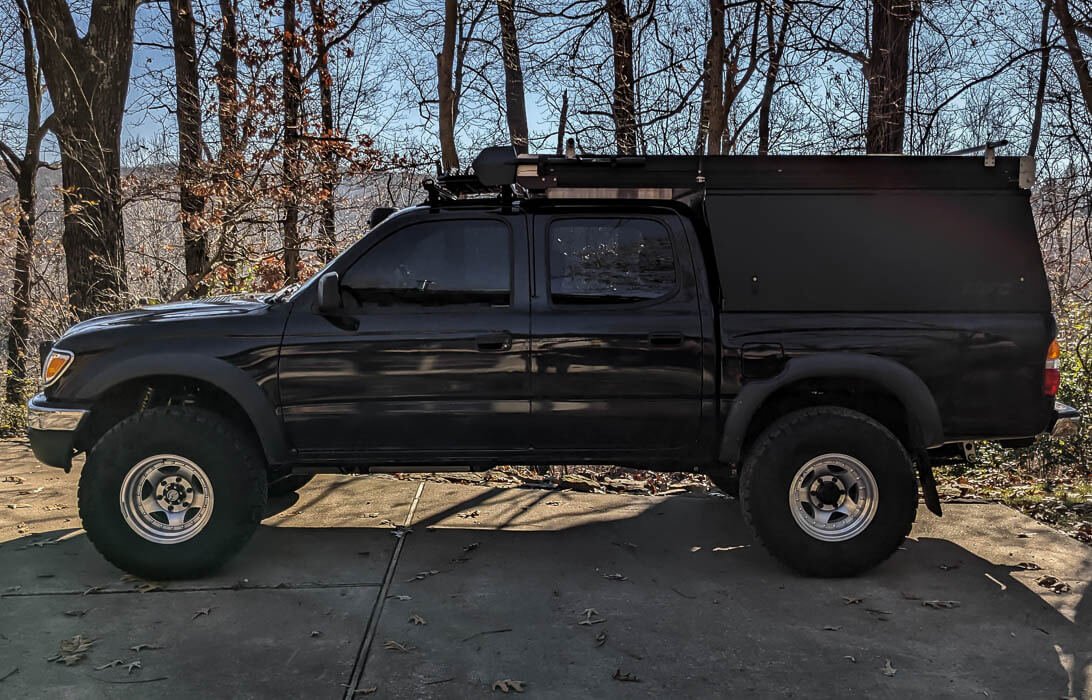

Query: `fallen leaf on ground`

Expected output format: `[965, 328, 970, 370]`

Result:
[409, 614, 427, 625]
[579, 608, 606, 625]
[595, 631, 608, 647]
[48, 635, 94, 665]
[130, 644, 161, 652]
[922, 600, 961, 609]
[1035, 575, 1071, 593]
[82, 586, 103, 596]
[136, 582, 162, 593]
[881, 659, 897, 677]
[6, 504, 29, 509]
[1, 476, 24, 483]
[844, 656, 857, 663]
[392, 595, 412, 601]
[95, 660, 123, 671]
[362, 512, 380, 518]
[612, 668, 640, 682]
[1016, 562, 1042, 571]
[842, 596, 863, 605]
[352, 688, 377, 695]
[545, 501, 561, 506]
[391, 526, 412, 539]
[457, 510, 480, 519]
[406, 570, 439, 582]
[602, 573, 628, 582]
[125, 660, 141, 675]
[192, 607, 212, 620]
[463, 542, 480, 552]
[311, 630, 322, 638]
[822, 625, 841, 631]
[63, 609, 89, 617]
[938, 563, 960, 571]
[492, 679, 525, 693]
[384, 640, 414, 653]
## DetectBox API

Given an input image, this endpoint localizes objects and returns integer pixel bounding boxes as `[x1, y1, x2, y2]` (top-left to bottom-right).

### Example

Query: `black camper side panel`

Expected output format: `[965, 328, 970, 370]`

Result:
[706, 190, 1050, 313]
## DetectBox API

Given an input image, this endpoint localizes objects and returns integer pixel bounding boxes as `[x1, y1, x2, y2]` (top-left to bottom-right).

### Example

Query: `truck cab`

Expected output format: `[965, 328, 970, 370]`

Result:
[27, 147, 1079, 579]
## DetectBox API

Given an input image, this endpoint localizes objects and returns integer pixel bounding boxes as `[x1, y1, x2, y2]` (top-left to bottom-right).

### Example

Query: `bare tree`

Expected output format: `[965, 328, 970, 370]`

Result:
[27, 0, 137, 316]
[438, 0, 460, 170]
[497, 0, 529, 152]
[758, 0, 793, 155]
[697, 0, 761, 155]
[1054, 0, 1092, 118]
[283, 0, 304, 281]
[0, 0, 50, 402]
[605, 0, 638, 154]
[865, 0, 920, 153]
[170, 0, 209, 295]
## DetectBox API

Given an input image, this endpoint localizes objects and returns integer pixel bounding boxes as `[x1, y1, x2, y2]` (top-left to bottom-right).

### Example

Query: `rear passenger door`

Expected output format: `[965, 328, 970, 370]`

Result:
[530, 213, 704, 457]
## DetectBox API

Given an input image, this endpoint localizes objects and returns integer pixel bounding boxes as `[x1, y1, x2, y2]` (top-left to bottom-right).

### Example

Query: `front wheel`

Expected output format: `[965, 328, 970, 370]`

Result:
[79, 406, 267, 580]
[739, 407, 917, 577]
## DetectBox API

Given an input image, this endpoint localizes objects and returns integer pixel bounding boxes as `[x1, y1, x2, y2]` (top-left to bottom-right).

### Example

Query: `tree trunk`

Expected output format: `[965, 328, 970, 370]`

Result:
[865, 0, 920, 154]
[605, 0, 638, 155]
[1054, 0, 1092, 119]
[282, 0, 302, 282]
[497, 0, 529, 153]
[556, 90, 569, 155]
[5, 170, 35, 404]
[216, 0, 240, 285]
[437, 0, 459, 171]
[1029, 0, 1052, 157]
[170, 0, 209, 296]
[700, 0, 726, 155]
[3, 0, 44, 403]
[28, 0, 136, 317]
[758, 1, 792, 156]
[310, 0, 339, 261]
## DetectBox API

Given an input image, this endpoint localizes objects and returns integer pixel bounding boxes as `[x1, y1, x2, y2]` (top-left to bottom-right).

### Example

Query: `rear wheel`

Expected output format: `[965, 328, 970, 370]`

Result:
[79, 406, 267, 579]
[739, 406, 917, 577]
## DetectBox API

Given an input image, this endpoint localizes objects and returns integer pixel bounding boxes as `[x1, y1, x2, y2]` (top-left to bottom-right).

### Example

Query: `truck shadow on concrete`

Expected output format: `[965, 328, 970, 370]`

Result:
[0, 479, 1088, 698]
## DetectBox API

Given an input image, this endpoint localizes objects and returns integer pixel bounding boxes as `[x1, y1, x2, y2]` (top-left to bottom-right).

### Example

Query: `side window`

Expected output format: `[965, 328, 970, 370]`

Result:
[549, 218, 676, 304]
[342, 220, 511, 306]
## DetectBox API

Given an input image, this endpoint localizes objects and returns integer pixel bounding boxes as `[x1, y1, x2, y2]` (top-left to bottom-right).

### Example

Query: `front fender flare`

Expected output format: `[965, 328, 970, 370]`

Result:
[719, 353, 944, 465]
[73, 353, 290, 465]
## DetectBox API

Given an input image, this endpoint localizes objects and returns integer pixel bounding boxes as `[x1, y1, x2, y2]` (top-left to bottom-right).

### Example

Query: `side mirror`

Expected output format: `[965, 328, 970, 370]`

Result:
[316, 271, 342, 314]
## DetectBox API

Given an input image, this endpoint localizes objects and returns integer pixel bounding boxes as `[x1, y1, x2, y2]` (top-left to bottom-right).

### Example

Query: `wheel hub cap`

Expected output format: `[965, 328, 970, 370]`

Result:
[789, 453, 879, 542]
[119, 455, 214, 544]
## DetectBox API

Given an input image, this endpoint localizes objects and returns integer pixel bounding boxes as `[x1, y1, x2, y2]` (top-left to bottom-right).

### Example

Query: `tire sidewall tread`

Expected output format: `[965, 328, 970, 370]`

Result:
[78, 406, 268, 580]
[739, 406, 918, 577]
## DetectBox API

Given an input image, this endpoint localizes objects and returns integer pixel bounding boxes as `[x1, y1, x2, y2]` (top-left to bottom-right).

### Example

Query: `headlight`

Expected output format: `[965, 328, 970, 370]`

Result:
[41, 349, 74, 387]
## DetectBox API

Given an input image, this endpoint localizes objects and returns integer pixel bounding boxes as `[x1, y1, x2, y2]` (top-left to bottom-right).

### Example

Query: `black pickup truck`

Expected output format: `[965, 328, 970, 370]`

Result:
[27, 147, 1079, 579]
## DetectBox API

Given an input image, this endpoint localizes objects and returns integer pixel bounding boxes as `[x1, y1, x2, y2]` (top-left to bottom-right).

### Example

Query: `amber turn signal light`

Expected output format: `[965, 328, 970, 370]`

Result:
[41, 350, 74, 387]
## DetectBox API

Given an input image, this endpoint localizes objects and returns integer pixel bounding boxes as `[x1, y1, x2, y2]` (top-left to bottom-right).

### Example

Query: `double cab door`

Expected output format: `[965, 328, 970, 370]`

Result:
[277, 208, 704, 463]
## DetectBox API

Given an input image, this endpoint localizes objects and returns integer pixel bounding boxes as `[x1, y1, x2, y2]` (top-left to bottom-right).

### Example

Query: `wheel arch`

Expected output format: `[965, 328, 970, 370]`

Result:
[73, 354, 289, 466]
[719, 353, 944, 465]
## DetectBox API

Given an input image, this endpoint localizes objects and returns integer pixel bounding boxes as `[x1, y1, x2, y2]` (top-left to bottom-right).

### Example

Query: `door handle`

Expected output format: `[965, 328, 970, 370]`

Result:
[475, 332, 512, 352]
[647, 332, 684, 347]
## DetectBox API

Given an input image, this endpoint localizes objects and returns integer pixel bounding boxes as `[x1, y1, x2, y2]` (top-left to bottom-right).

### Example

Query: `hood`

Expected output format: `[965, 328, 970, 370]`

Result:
[63, 295, 272, 338]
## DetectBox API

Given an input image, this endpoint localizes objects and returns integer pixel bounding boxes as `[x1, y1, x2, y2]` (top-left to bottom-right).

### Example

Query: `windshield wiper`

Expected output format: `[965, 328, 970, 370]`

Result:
[266, 283, 301, 303]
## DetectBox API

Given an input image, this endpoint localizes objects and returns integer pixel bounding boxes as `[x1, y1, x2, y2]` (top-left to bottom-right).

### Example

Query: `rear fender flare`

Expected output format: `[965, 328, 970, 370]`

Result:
[719, 353, 944, 464]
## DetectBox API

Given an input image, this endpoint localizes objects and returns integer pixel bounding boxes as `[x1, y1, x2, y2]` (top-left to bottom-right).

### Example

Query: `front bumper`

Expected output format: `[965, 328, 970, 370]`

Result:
[26, 394, 89, 470]
[1050, 400, 1081, 438]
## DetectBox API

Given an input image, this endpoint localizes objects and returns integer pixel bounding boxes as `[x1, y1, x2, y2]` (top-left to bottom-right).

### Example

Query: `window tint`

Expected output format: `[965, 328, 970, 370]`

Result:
[342, 220, 510, 305]
[549, 218, 676, 304]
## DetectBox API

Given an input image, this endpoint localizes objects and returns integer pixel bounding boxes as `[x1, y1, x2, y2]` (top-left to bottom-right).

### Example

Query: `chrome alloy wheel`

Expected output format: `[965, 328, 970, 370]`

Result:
[789, 453, 879, 542]
[119, 454, 214, 544]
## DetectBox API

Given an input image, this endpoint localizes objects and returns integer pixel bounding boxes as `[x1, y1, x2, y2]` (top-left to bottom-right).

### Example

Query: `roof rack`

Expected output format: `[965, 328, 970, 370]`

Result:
[422, 174, 514, 208]
[469, 146, 1032, 195]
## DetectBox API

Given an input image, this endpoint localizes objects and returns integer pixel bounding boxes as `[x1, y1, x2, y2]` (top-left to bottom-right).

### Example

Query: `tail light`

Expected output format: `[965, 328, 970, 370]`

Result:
[1043, 339, 1060, 397]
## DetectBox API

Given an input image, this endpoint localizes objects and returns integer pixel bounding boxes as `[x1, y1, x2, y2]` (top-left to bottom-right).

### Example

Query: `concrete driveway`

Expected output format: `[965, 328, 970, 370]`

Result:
[0, 439, 1089, 699]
